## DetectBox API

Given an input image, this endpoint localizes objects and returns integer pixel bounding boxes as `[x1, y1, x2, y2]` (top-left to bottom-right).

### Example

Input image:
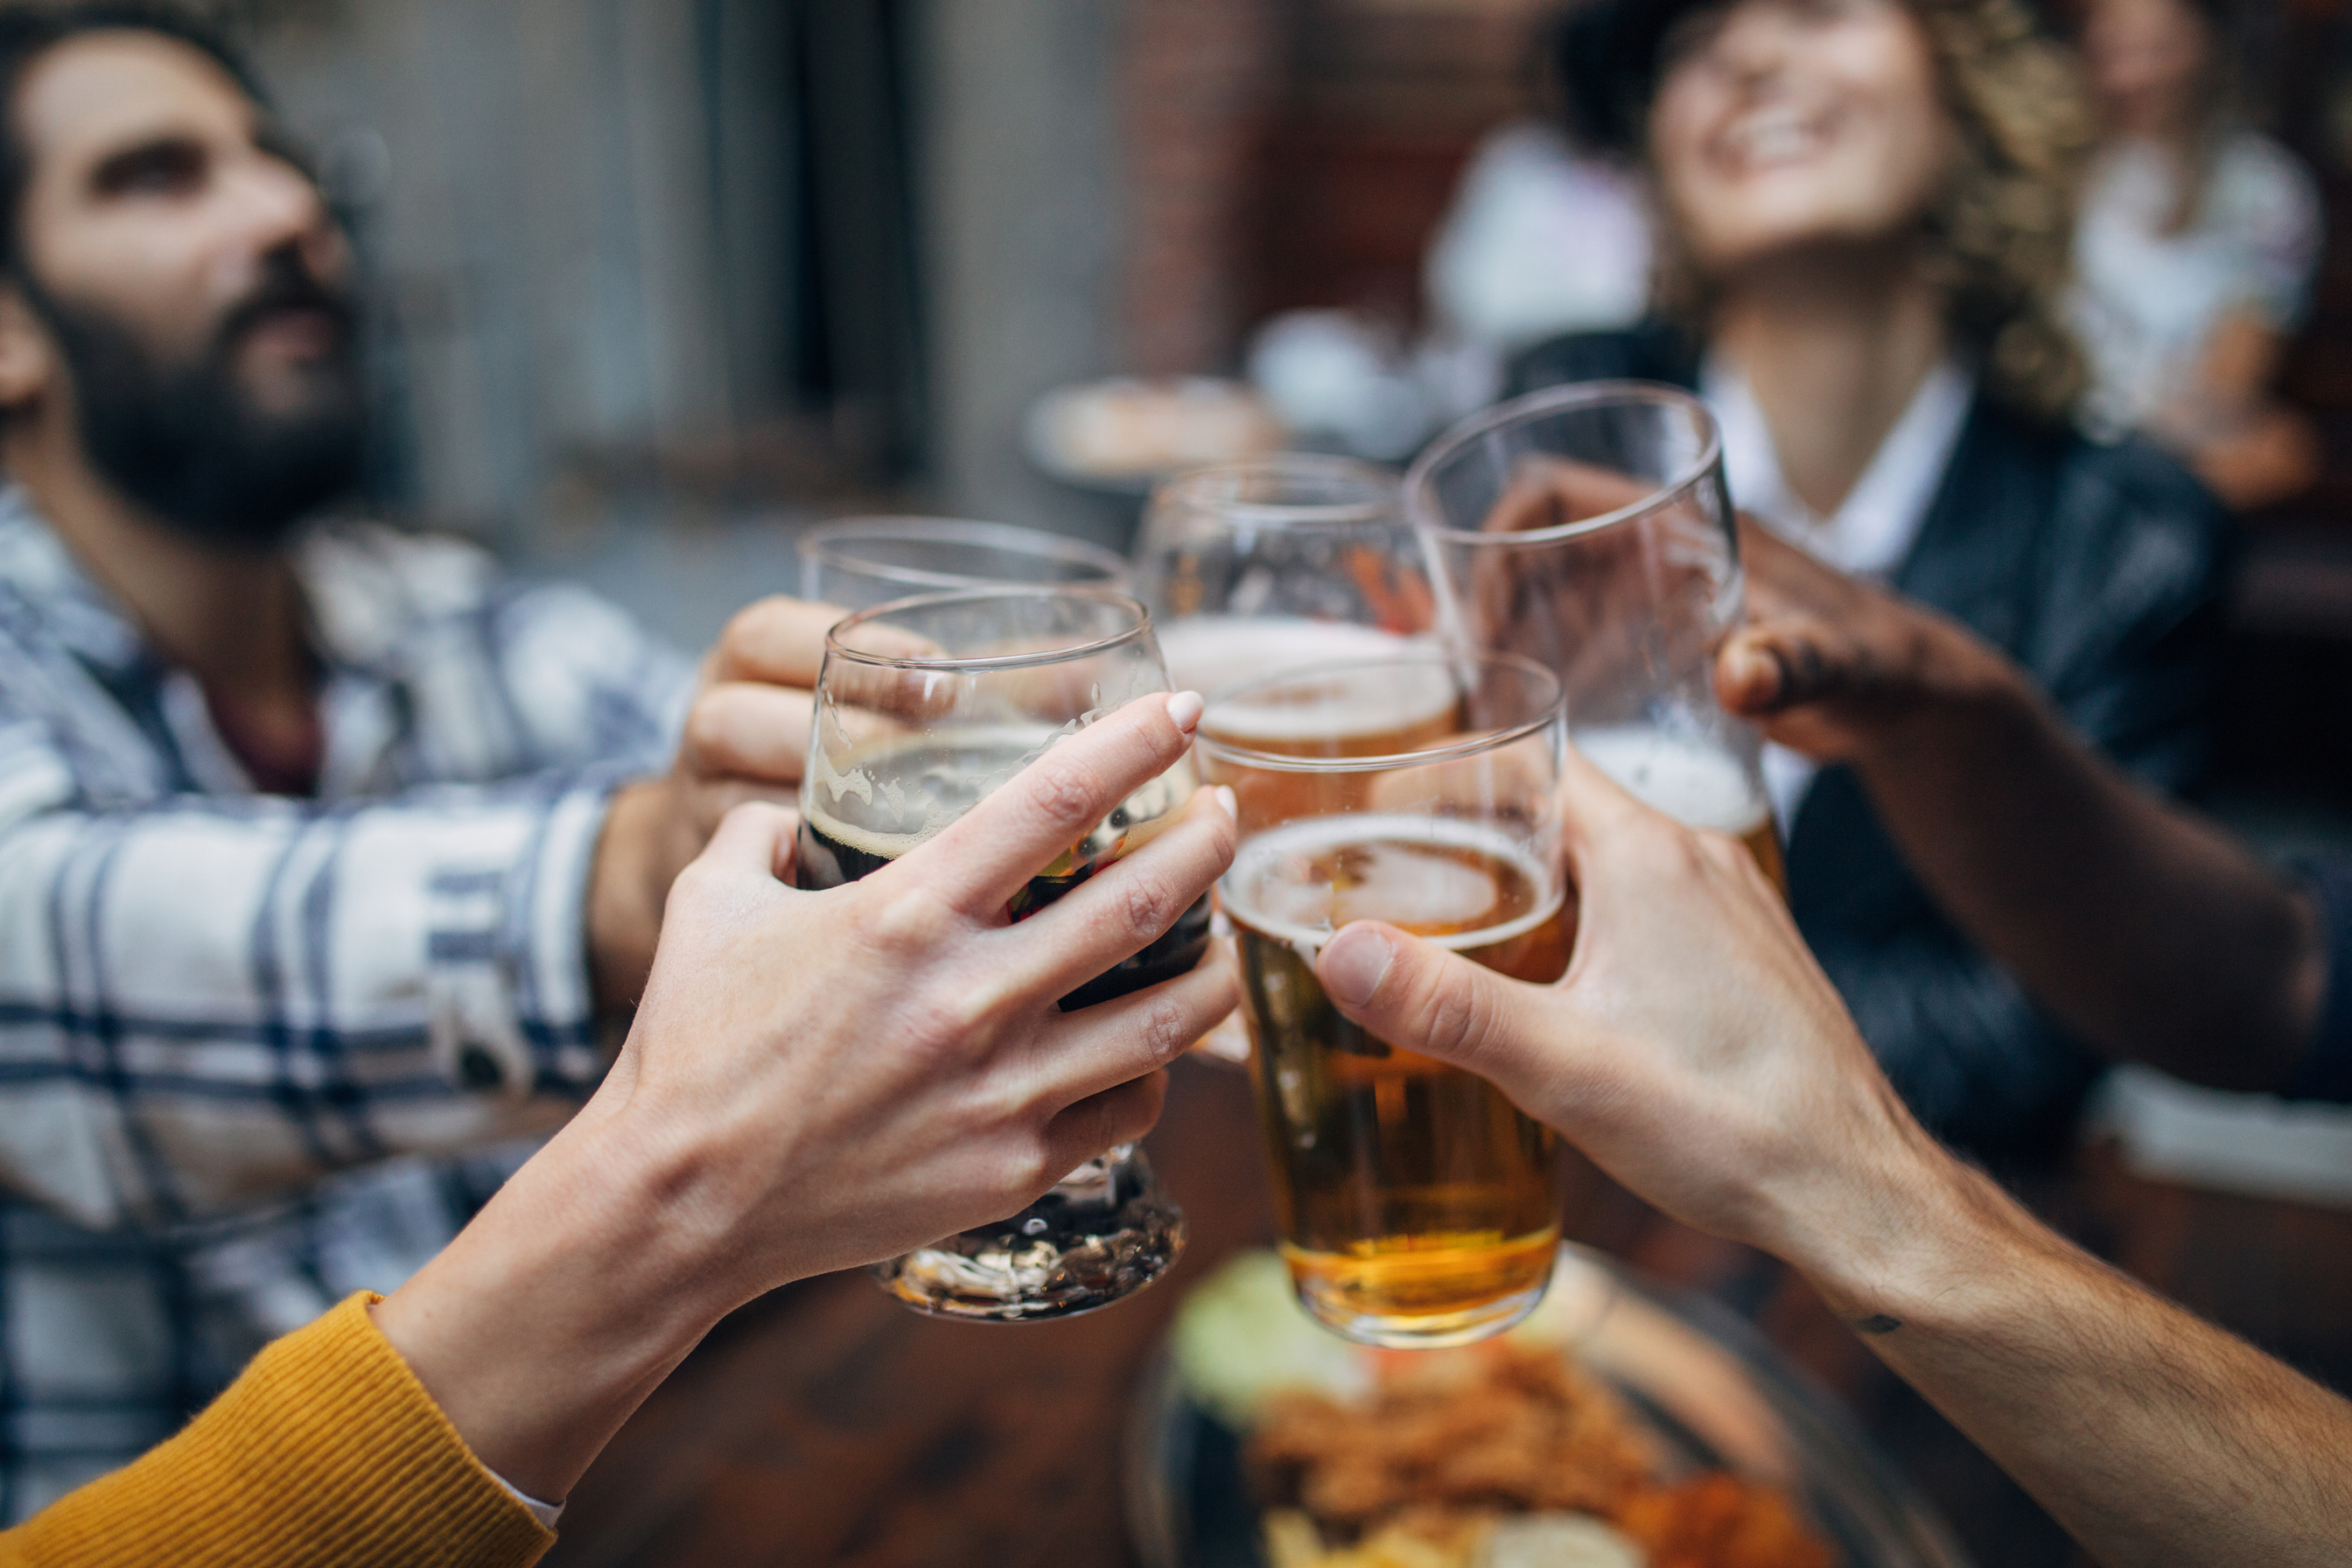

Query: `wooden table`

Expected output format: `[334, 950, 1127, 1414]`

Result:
[544, 1060, 2352, 1568]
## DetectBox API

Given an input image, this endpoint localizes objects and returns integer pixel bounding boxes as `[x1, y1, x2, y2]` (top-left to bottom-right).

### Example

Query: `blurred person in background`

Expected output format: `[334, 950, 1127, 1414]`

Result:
[2071, 0, 2323, 512]
[1253, 6, 1656, 464]
[0, 3, 824, 1517]
[1512, 0, 2229, 1156]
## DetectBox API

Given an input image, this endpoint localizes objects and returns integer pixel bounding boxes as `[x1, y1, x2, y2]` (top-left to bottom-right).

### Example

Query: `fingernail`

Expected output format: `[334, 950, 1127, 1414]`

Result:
[1166, 690, 1205, 733]
[1320, 927, 1392, 1008]
[1213, 785, 1237, 821]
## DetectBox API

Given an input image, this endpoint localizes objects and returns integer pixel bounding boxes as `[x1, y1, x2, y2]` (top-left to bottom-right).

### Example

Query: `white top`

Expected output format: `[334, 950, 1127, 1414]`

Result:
[1425, 121, 1653, 351]
[1703, 354, 1978, 826]
[2071, 131, 2322, 433]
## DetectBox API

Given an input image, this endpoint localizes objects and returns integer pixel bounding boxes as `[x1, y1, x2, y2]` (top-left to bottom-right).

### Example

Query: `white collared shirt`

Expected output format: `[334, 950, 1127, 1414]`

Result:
[1702, 354, 1977, 826]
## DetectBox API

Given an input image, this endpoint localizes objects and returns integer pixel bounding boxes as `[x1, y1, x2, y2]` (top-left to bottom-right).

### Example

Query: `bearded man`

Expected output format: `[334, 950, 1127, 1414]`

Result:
[0, 4, 821, 1516]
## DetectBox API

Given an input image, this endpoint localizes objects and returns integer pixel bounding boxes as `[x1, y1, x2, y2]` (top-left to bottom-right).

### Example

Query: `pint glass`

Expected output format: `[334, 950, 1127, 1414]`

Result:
[800, 588, 1198, 1320]
[1198, 651, 1569, 1348]
[1134, 454, 1441, 696]
[798, 515, 1131, 611]
[1405, 383, 1782, 885]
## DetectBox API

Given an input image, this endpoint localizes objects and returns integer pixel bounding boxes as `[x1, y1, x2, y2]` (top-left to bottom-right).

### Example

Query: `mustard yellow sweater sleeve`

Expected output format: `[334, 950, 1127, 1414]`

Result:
[0, 1293, 556, 1568]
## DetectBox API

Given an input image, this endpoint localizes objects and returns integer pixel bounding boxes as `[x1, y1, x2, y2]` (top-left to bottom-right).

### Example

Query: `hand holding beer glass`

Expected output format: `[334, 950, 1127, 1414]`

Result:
[1406, 383, 1783, 885]
[800, 587, 1208, 1320]
[1198, 652, 1571, 1348]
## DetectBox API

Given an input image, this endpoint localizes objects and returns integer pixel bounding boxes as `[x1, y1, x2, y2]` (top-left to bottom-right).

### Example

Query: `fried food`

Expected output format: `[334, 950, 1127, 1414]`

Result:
[1617, 1474, 1834, 1568]
[1249, 1344, 1836, 1568]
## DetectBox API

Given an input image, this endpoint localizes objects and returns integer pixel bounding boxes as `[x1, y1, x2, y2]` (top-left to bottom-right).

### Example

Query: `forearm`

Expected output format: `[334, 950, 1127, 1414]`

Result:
[368, 1096, 747, 1502]
[1849, 627, 2319, 1087]
[1785, 1153, 2352, 1568]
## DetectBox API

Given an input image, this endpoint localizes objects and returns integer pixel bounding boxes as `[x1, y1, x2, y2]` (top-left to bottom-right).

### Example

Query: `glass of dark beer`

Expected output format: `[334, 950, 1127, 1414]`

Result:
[1405, 383, 1784, 887]
[800, 587, 1201, 1321]
[1197, 650, 1571, 1348]
[798, 516, 1131, 611]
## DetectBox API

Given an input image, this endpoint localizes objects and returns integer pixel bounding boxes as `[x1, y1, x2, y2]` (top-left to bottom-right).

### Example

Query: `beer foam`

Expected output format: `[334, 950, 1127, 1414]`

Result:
[1159, 619, 1435, 702]
[1572, 726, 1767, 834]
[802, 724, 1063, 860]
[1222, 813, 1563, 956]
[804, 723, 1194, 865]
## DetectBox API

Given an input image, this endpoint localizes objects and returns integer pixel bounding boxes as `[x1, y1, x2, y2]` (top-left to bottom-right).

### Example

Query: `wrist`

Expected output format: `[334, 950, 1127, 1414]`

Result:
[373, 1110, 747, 1499]
[1848, 612, 2032, 777]
[1772, 1127, 2043, 1336]
[587, 782, 671, 1012]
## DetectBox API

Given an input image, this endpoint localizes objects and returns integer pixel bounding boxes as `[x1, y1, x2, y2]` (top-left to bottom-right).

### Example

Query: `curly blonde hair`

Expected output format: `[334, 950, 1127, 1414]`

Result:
[1656, 0, 2096, 425]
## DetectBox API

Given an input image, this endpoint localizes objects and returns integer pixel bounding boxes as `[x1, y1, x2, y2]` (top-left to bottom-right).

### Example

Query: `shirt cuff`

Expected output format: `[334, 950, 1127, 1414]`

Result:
[487, 1468, 566, 1530]
[425, 771, 632, 1099]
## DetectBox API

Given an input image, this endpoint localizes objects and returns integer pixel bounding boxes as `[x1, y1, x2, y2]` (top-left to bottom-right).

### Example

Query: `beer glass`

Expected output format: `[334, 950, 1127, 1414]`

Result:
[1405, 383, 1783, 885]
[1135, 456, 1446, 1066]
[800, 588, 1200, 1320]
[1132, 454, 1442, 697]
[798, 515, 1131, 611]
[1198, 650, 1569, 1348]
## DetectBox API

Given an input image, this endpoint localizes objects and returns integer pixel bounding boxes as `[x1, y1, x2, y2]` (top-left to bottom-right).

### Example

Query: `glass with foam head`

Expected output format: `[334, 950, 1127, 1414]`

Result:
[798, 587, 1199, 1320]
[1133, 454, 1446, 697]
[1405, 382, 1783, 886]
[798, 515, 1132, 611]
[1136, 456, 1450, 1068]
[1197, 650, 1570, 1348]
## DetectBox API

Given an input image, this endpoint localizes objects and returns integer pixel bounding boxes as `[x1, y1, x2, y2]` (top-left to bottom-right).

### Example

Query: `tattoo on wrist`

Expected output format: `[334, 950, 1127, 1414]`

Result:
[1851, 1313, 1902, 1336]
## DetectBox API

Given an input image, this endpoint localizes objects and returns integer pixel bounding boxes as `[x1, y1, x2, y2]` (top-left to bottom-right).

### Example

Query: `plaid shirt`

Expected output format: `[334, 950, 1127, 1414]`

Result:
[0, 489, 693, 1519]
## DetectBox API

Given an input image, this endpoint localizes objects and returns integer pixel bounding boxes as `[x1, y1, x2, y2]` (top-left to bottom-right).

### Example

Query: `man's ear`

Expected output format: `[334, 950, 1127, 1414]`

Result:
[0, 284, 54, 414]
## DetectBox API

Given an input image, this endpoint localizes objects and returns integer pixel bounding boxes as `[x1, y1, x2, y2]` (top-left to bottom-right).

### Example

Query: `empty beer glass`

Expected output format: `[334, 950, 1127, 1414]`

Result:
[1198, 650, 1569, 1348]
[798, 516, 1131, 611]
[1405, 382, 1782, 885]
[801, 587, 1198, 1320]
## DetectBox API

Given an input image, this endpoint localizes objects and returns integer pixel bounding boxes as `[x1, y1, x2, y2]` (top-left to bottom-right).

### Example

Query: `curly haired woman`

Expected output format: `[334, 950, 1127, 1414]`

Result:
[1519, 0, 2230, 1154]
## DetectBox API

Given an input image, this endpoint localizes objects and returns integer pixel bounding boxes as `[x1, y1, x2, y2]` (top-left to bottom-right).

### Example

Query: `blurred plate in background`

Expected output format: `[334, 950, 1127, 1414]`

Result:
[1026, 377, 1288, 494]
[1126, 1246, 1973, 1568]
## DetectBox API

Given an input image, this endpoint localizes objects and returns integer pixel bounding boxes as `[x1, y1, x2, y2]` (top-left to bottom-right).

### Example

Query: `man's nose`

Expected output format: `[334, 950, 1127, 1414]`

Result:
[219, 149, 336, 264]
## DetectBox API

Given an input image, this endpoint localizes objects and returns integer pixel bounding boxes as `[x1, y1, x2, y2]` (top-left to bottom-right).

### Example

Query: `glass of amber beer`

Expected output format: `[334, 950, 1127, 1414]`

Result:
[1134, 454, 1443, 696]
[1197, 650, 1571, 1348]
[800, 587, 1201, 1320]
[1136, 455, 1446, 1067]
[1405, 383, 1782, 885]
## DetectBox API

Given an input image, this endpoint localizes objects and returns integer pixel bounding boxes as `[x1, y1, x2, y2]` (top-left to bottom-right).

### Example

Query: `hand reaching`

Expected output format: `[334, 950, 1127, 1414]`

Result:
[376, 690, 1238, 1497]
[1308, 744, 1942, 1270]
[1716, 520, 1994, 765]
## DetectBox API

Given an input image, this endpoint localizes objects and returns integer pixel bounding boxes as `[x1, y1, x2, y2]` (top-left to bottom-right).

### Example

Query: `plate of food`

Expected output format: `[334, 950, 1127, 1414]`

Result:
[1125, 1247, 1972, 1568]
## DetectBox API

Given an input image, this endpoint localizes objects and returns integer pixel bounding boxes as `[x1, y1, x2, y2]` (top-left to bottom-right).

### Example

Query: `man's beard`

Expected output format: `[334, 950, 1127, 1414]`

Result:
[26, 254, 368, 551]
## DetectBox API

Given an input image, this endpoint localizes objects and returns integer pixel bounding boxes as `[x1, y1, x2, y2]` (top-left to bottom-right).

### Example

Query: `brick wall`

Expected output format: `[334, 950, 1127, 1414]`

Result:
[1115, 0, 1556, 375]
[1117, 0, 1285, 375]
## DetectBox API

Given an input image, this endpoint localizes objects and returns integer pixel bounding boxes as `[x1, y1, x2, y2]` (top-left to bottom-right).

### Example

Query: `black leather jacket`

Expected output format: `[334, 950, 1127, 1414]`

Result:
[1513, 324, 2233, 1153]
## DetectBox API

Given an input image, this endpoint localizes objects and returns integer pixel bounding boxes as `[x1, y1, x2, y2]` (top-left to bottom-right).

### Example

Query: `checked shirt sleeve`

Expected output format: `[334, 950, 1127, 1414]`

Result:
[0, 724, 620, 1232]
